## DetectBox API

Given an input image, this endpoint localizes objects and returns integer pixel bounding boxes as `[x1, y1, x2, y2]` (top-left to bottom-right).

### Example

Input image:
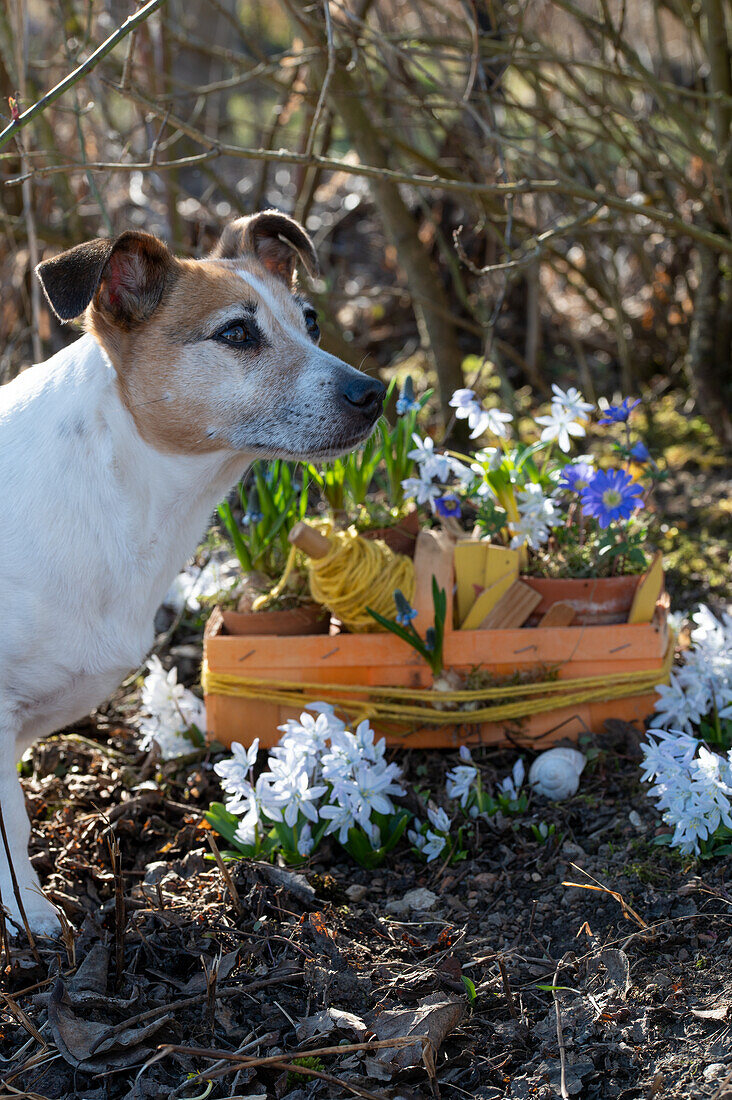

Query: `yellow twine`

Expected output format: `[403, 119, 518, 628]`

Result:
[202, 637, 674, 730]
[306, 527, 415, 633]
[251, 526, 414, 632]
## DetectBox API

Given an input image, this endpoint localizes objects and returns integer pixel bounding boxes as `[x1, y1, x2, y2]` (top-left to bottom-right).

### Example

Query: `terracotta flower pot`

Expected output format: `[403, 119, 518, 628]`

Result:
[521, 575, 640, 625]
[209, 602, 330, 638]
[360, 507, 420, 558]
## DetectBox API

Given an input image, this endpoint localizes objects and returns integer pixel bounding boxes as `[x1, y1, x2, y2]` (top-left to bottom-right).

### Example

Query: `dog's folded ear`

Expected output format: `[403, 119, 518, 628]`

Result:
[36, 231, 176, 324]
[211, 210, 319, 285]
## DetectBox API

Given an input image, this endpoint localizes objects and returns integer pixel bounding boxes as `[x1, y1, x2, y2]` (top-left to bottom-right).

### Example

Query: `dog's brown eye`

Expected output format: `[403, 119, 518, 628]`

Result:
[218, 322, 251, 345]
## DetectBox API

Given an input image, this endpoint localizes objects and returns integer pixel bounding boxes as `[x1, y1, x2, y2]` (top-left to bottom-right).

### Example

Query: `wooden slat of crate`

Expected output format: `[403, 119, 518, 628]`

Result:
[204, 609, 669, 749]
[205, 692, 661, 750]
[206, 619, 668, 675]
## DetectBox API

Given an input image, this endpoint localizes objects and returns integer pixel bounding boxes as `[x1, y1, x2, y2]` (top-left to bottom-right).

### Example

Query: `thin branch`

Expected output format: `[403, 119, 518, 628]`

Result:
[304, 0, 336, 157]
[5, 75, 730, 258]
[0, 0, 167, 151]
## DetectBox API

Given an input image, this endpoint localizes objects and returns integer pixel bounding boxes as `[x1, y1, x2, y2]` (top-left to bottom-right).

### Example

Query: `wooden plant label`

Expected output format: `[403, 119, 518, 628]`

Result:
[628, 551, 664, 623]
[479, 580, 542, 629]
[413, 529, 456, 631]
[538, 601, 576, 627]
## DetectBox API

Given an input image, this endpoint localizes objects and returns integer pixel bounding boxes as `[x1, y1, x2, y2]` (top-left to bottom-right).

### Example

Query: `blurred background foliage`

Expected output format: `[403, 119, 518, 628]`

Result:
[0, 0, 729, 601]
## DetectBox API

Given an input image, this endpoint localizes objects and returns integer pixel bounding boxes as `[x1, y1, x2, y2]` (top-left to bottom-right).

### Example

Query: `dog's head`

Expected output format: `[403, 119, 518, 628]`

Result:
[36, 212, 384, 459]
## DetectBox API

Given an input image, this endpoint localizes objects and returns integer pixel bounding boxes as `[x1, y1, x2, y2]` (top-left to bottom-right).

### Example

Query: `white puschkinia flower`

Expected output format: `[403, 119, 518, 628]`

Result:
[640, 605, 732, 854]
[649, 606, 732, 733]
[550, 385, 594, 420]
[535, 404, 587, 453]
[450, 389, 514, 440]
[427, 805, 452, 833]
[164, 557, 240, 613]
[401, 475, 441, 508]
[641, 730, 732, 856]
[215, 704, 406, 860]
[407, 433, 454, 481]
[138, 656, 206, 759]
[408, 814, 450, 862]
[470, 449, 503, 500]
[446, 763, 478, 807]
[422, 831, 448, 861]
[509, 485, 561, 549]
[497, 758, 526, 800]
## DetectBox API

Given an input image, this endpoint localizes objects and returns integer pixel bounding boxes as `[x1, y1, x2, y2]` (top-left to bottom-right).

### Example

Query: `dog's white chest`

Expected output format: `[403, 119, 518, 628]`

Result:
[0, 336, 247, 745]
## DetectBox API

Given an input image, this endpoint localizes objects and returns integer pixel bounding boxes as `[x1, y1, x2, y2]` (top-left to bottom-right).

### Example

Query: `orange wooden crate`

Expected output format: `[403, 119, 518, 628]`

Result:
[203, 600, 670, 750]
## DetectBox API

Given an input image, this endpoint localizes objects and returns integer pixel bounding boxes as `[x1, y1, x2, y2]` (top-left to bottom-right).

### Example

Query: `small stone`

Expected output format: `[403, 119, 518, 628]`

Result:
[531, 872, 541, 882]
[386, 887, 438, 915]
[473, 872, 498, 887]
[703, 1064, 726, 1082]
[629, 810, 643, 830]
[143, 861, 172, 886]
[561, 840, 587, 860]
[346, 884, 368, 903]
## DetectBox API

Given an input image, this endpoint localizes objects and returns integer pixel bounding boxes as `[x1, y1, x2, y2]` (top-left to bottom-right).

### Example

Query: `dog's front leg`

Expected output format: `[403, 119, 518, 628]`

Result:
[0, 721, 60, 937]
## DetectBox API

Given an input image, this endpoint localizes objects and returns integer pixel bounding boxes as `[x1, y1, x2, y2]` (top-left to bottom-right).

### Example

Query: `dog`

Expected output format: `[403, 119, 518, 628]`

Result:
[0, 211, 384, 934]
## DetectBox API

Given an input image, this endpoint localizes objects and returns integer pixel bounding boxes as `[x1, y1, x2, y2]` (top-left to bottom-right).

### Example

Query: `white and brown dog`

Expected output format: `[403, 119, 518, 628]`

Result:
[0, 211, 384, 934]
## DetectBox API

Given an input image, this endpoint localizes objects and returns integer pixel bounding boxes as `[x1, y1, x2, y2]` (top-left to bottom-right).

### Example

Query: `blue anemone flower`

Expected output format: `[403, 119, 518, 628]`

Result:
[394, 589, 418, 626]
[559, 462, 595, 493]
[580, 468, 643, 528]
[434, 493, 461, 518]
[598, 398, 641, 424]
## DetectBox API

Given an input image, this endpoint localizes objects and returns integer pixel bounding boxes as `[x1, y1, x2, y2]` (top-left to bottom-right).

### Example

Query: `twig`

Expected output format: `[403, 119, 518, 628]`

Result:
[1, 991, 47, 1046]
[0, 0, 167, 151]
[206, 832, 244, 917]
[104, 826, 126, 989]
[553, 954, 571, 1100]
[121, 1, 145, 89]
[304, 0, 335, 158]
[0, 800, 39, 958]
[453, 202, 605, 276]
[86, 970, 302, 1056]
[563, 863, 648, 931]
[498, 958, 519, 1019]
[5, 77, 730, 257]
[152, 1036, 422, 1099]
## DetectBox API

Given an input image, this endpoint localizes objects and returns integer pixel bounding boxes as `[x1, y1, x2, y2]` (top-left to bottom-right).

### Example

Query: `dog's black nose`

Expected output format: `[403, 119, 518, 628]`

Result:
[342, 374, 386, 417]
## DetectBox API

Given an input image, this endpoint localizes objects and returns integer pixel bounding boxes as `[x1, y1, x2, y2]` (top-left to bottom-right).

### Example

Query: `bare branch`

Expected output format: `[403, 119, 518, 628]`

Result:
[0, 0, 167, 151]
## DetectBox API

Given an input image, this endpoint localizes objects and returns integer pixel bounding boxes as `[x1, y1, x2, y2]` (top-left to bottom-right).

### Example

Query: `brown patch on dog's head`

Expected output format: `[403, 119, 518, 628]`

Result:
[107, 258, 315, 454]
[210, 210, 319, 286]
[36, 219, 382, 460]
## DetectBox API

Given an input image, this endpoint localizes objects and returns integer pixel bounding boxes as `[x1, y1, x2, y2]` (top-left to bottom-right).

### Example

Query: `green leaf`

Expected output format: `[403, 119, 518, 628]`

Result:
[461, 975, 477, 1002]
[205, 803, 242, 848]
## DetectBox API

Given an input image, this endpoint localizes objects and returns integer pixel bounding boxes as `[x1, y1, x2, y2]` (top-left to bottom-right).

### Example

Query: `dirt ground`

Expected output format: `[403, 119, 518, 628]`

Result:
[2, 709, 731, 1100]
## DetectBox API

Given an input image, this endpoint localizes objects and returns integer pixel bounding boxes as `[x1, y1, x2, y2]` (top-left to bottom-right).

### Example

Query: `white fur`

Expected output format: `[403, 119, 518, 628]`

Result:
[0, 300, 379, 934]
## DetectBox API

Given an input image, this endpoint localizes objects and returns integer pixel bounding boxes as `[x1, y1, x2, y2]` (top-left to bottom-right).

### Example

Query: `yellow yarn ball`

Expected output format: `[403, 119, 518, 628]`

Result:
[307, 527, 415, 633]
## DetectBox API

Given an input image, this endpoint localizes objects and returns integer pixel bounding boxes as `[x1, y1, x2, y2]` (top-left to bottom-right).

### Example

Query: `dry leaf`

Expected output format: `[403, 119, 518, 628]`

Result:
[370, 993, 465, 1073]
[48, 979, 168, 1069]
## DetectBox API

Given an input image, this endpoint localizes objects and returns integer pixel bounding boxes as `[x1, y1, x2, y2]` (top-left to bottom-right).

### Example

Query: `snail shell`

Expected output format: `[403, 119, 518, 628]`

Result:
[528, 747, 586, 800]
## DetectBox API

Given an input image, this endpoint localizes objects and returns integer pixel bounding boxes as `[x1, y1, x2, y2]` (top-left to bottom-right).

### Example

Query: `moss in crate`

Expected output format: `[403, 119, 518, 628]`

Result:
[465, 664, 559, 693]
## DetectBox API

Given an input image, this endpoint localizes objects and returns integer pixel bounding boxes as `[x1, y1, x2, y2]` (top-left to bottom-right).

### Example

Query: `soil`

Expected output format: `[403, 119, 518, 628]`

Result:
[2, 712, 731, 1100]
